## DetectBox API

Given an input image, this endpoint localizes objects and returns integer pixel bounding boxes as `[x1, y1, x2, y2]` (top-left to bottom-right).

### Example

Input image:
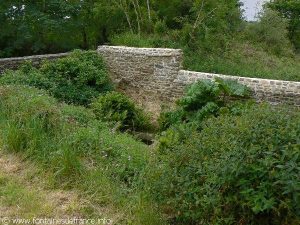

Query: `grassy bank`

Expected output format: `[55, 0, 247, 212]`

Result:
[0, 51, 299, 224]
[0, 151, 86, 219]
[0, 85, 163, 224]
[0, 84, 299, 224]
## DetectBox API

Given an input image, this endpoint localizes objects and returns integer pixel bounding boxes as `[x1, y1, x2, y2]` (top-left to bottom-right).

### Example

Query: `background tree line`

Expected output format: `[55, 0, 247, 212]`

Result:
[0, 0, 299, 81]
[0, 0, 299, 56]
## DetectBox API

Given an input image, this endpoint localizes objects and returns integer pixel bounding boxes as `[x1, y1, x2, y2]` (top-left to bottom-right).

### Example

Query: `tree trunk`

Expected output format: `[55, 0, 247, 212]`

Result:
[132, 0, 141, 36]
[119, 0, 134, 33]
[147, 0, 151, 22]
[82, 28, 88, 49]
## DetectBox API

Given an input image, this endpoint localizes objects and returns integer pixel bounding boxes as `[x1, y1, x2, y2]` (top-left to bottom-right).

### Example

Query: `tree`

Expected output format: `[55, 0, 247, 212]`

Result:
[0, 0, 83, 56]
[246, 8, 294, 56]
[267, 0, 300, 50]
[167, 0, 243, 50]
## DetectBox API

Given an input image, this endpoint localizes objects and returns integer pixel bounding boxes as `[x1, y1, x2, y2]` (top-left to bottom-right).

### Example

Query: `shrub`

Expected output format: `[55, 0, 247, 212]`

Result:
[150, 104, 300, 224]
[0, 50, 113, 105]
[0, 63, 54, 91]
[40, 50, 113, 105]
[154, 20, 168, 34]
[245, 8, 294, 57]
[159, 79, 251, 130]
[178, 79, 251, 110]
[91, 91, 152, 132]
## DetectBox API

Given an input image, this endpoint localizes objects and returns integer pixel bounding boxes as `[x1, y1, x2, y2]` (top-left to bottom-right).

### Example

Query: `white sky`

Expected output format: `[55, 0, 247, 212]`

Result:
[241, 0, 268, 21]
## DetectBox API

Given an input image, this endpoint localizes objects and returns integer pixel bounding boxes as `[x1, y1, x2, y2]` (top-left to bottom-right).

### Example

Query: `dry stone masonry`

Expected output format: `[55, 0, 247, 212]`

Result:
[176, 71, 300, 106]
[98, 46, 183, 116]
[98, 46, 300, 115]
[0, 53, 69, 74]
[0, 46, 299, 116]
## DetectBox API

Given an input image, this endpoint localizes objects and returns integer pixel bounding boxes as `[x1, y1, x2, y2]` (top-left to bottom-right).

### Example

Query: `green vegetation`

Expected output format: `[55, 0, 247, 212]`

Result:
[151, 104, 300, 224]
[111, 8, 300, 81]
[0, 164, 85, 219]
[0, 174, 48, 217]
[267, 0, 300, 51]
[159, 78, 251, 131]
[154, 79, 299, 224]
[0, 85, 162, 224]
[0, 85, 148, 183]
[0, 83, 299, 224]
[0, 1, 300, 223]
[106, 1, 300, 81]
[0, 50, 113, 105]
[0, 0, 299, 81]
[0, 50, 153, 135]
[91, 91, 152, 132]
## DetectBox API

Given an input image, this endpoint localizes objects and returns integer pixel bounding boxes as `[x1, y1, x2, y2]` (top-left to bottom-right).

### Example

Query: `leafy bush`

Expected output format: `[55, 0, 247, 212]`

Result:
[91, 91, 152, 132]
[0, 50, 113, 105]
[267, 0, 300, 51]
[159, 79, 251, 130]
[150, 104, 300, 224]
[245, 9, 294, 57]
[40, 50, 113, 105]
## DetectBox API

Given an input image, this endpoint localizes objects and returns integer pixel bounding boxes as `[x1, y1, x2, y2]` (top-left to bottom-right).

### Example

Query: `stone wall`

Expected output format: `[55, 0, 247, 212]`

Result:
[98, 46, 183, 116]
[98, 46, 300, 115]
[0, 53, 69, 74]
[0, 46, 299, 117]
[176, 71, 300, 106]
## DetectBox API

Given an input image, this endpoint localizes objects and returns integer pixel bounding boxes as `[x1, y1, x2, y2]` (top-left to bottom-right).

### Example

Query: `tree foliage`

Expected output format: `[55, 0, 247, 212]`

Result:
[0, 0, 299, 81]
[246, 8, 294, 56]
[0, 0, 243, 57]
[267, 0, 300, 51]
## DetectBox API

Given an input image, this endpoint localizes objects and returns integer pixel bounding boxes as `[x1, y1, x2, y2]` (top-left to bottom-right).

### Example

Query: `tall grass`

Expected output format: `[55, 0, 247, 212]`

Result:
[184, 42, 300, 81]
[0, 85, 164, 224]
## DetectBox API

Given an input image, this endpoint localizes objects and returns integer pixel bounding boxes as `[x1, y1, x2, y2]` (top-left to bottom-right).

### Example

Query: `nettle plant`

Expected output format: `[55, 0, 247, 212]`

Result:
[150, 104, 300, 224]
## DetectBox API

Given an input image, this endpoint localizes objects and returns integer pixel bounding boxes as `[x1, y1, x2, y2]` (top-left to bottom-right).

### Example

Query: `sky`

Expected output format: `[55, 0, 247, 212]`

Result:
[241, 0, 268, 21]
